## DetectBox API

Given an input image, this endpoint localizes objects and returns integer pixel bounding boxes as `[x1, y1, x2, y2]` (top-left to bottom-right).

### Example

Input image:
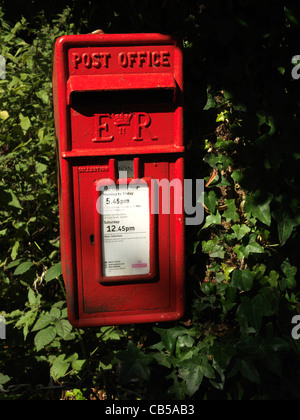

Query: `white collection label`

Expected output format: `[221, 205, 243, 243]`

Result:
[100, 182, 150, 277]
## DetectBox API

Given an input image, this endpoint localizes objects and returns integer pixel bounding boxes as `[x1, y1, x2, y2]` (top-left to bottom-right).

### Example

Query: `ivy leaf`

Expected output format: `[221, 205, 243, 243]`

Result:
[244, 191, 273, 226]
[203, 89, 216, 111]
[210, 244, 225, 259]
[274, 208, 300, 246]
[178, 360, 204, 397]
[237, 295, 264, 331]
[223, 199, 239, 222]
[232, 224, 251, 240]
[202, 211, 222, 229]
[116, 341, 154, 385]
[245, 236, 265, 254]
[232, 360, 261, 385]
[280, 259, 297, 290]
[204, 190, 217, 213]
[167, 372, 187, 399]
[153, 326, 186, 354]
[232, 269, 254, 292]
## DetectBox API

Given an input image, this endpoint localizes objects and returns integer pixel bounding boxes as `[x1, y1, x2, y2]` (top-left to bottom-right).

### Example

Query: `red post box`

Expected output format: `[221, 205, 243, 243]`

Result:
[53, 33, 184, 327]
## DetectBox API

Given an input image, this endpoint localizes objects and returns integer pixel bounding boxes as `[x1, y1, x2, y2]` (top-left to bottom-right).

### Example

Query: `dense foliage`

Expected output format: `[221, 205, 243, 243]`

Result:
[0, 0, 300, 400]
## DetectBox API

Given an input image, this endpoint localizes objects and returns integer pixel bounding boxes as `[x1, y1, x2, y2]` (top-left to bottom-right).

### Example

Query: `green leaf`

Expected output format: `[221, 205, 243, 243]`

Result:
[6, 258, 23, 269]
[11, 241, 20, 260]
[56, 319, 73, 339]
[99, 326, 122, 341]
[231, 170, 244, 184]
[7, 190, 23, 210]
[216, 111, 228, 123]
[68, 354, 86, 372]
[210, 244, 225, 259]
[202, 211, 222, 229]
[204, 90, 216, 111]
[19, 113, 31, 131]
[34, 326, 56, 351]
[36, 90, 49, 104]
[28, 288, 37, 306]
[223, 199, 239, 222]
[232, 269, 254, 292]
[245, 236, 265, 254]
[266, 270, 279, 288]
[50, 357, 70, 380]
[237, 295, 264, 331]
[233, 360, 261, 384]
[32, 313, 55, 332]
[13, 261, 34, 275]
[204, 190, 217, 214]
[72, 359, 86, 372]
[177, 334, 195, 349]
[280, 259, 297, 290]
[153, 326, 186, 354]
[167, 373, 187, 399]
[232, 224, 251, 241]
[274, 208, 300, 246]
[50, 307, 61, 319]
[0, 111, 9, 120]
[285, 7, 299, 25]
[45, 262, 62, 282]
[244, 191, 273, 226]
[116, 341, 154, 385]
[0, 373, 11, 387]
[178, 357, 204, 397]
[36, 162, 48, 173]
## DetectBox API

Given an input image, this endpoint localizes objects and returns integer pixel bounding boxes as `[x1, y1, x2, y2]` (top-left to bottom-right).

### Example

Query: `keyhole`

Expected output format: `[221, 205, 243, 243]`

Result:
[90, 234, 95, 246]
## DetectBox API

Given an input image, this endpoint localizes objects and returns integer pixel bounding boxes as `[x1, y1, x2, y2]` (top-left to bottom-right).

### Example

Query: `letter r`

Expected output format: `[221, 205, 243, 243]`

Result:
[133, 113, 158, 141]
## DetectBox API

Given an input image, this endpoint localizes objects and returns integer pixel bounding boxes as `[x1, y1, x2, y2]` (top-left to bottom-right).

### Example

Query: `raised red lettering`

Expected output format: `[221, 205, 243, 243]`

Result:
[133, 113, 158, 141]
[94, 114, 114, 142]
[72, 53, 82, 69]
[118, 52, 128, 67]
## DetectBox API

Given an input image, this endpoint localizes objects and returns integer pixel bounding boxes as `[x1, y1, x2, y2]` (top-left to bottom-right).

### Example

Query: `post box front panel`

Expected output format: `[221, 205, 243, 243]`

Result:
[73, 157, 183, 319]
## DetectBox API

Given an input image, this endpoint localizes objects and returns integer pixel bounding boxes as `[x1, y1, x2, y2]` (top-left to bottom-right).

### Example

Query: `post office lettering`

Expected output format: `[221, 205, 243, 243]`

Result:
[118, 50, 170, 68]
[71, 50, 170, 70]
[72, 52, 111, 69]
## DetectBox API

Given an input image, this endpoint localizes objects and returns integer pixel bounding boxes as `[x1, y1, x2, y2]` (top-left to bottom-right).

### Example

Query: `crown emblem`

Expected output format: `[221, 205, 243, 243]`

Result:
[112, 113, 133, 127]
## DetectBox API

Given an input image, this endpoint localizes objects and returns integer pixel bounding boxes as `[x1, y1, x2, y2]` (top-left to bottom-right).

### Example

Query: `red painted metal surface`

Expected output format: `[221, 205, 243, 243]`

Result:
[53, 33, 184, 327]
